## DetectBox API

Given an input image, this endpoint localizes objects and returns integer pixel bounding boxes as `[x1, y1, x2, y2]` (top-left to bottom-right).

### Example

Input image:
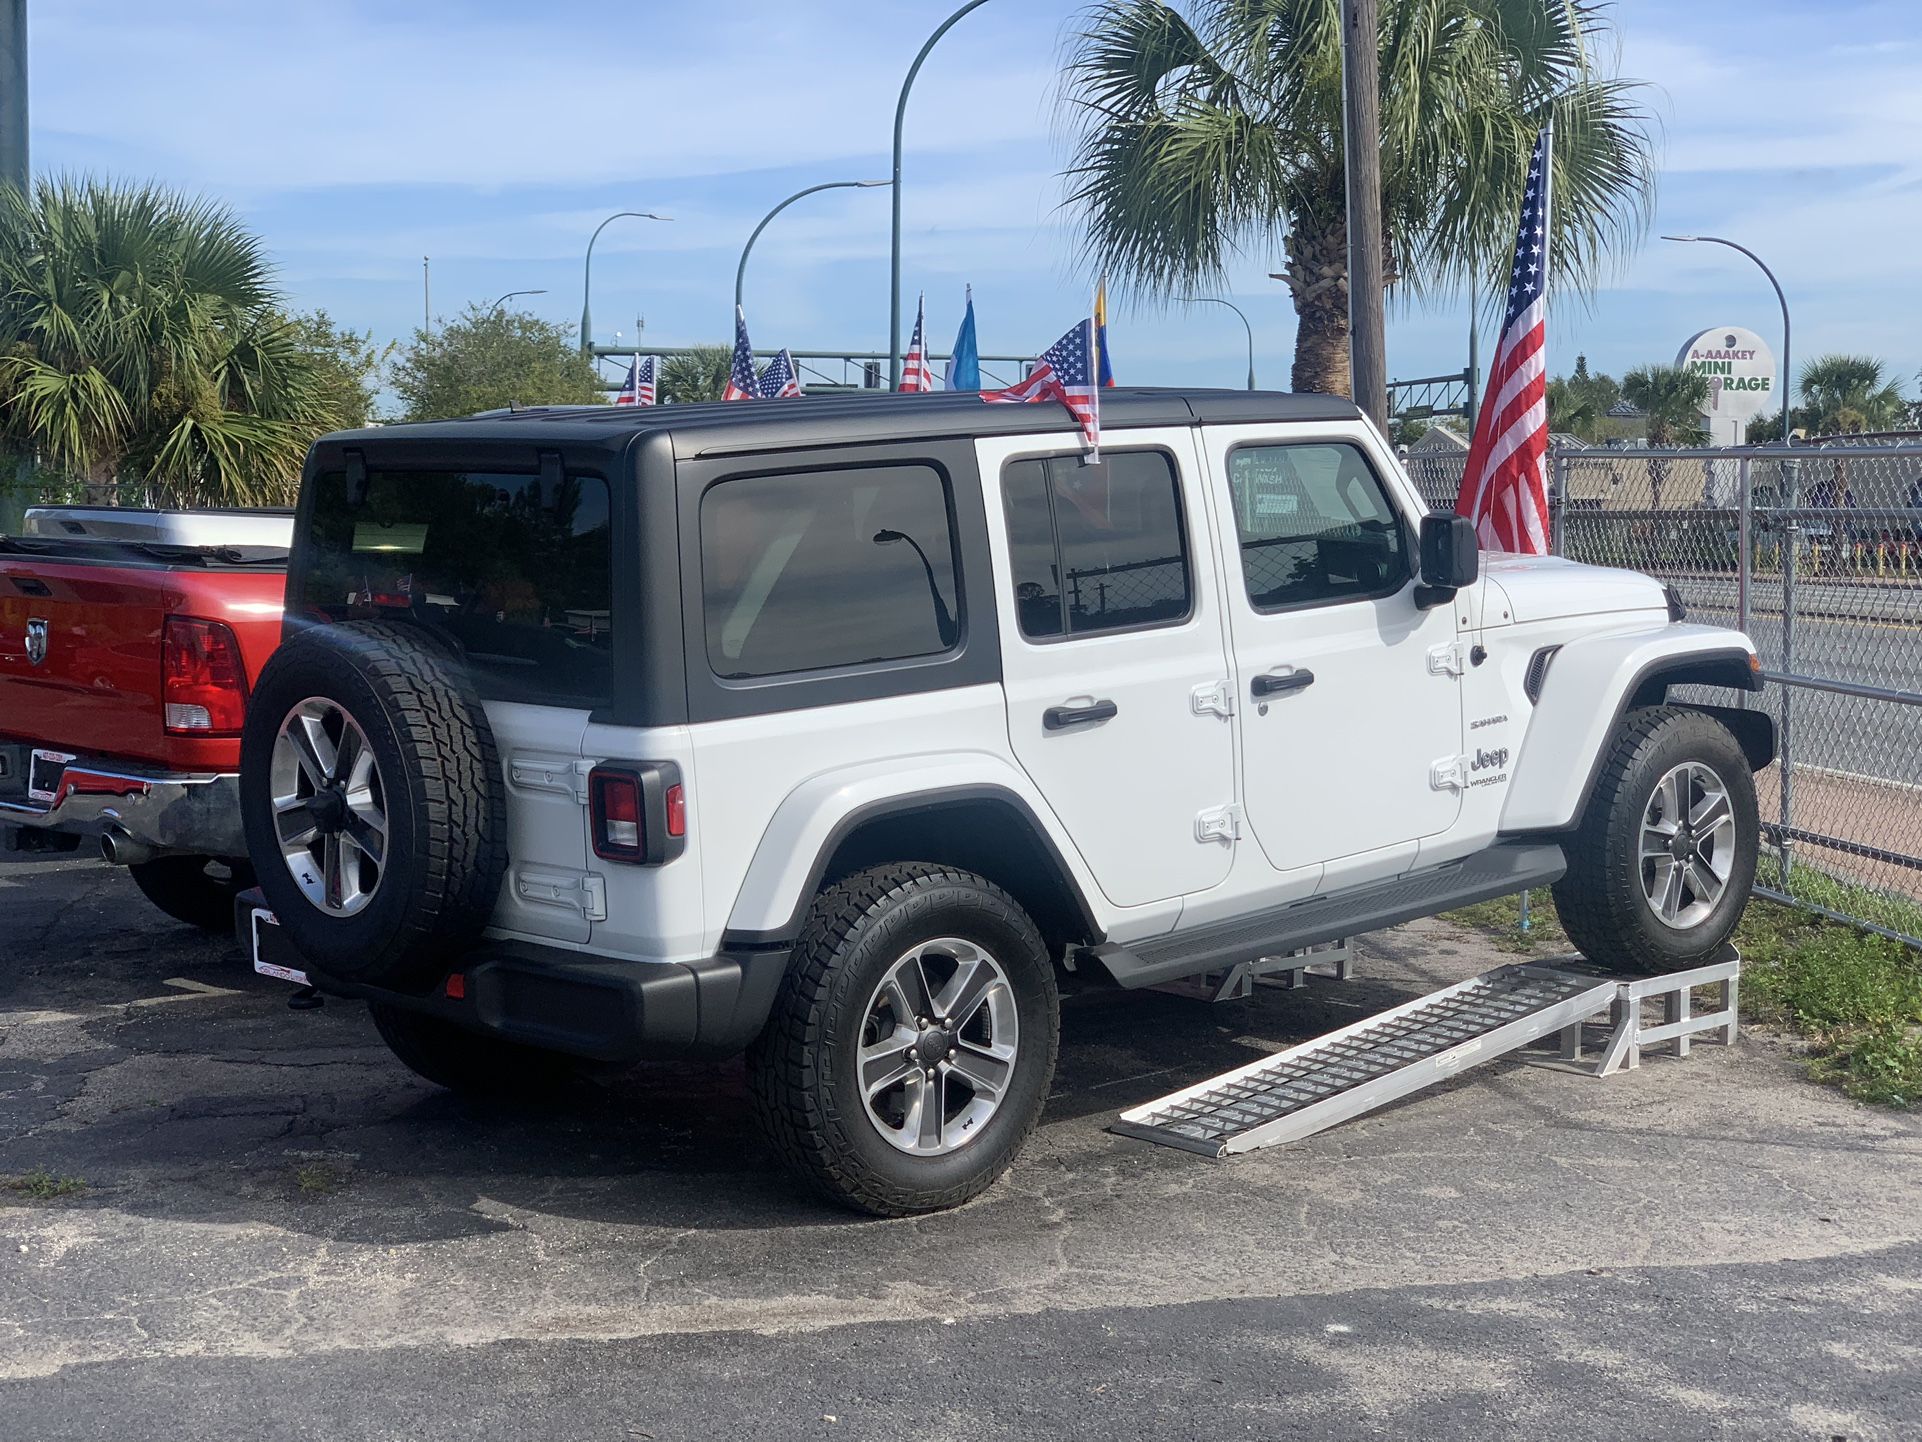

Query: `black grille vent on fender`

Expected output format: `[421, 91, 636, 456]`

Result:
[1524, 645, 1562, 703]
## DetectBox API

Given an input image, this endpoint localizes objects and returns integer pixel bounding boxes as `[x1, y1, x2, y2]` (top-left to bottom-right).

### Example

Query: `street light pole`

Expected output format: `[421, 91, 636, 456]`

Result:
[0, 0, 27, 195]
[580, 211, 670, 356]
[1184, 296, 1258, 391]
[738, 180, 890, 315]
[488, 288, 548, 313]
[1662, 234, 1793, 446]
[890, 0, 995, 388]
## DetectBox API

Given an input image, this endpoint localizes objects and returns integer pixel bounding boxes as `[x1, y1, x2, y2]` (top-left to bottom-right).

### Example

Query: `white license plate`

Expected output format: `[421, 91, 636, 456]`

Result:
[250, 908, 310, 986]
[27, 748, 75, 804]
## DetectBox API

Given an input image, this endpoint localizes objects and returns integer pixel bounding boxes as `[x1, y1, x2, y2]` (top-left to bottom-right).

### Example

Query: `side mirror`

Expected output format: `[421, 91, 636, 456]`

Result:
[1416, 513, 1479, 609]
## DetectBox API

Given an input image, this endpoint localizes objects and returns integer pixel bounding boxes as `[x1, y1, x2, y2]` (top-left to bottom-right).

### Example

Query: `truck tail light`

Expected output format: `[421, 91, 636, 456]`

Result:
[163, 616, 249, 736]
[588, 763, 686, 866]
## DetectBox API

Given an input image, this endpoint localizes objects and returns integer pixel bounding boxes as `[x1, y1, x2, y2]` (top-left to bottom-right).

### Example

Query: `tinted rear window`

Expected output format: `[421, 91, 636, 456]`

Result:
[299, 469, 614, 708]
[700, 463, 959, 680]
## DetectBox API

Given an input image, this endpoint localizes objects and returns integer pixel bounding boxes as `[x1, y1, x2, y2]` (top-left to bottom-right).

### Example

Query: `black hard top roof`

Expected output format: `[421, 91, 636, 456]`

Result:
[327, 387, 1364, 459]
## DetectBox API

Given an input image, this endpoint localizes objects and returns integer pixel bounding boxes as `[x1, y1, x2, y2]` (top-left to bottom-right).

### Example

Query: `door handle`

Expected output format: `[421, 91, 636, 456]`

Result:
[1043, 699, 1119, 731]
[1251, 669, 1315, 699]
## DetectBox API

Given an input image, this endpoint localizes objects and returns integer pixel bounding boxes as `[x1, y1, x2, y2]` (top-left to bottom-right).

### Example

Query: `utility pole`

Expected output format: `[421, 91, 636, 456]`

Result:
[1340, 0, 1387, 428]
[422, 257, 431, 333]
[0, 0, 27, 194]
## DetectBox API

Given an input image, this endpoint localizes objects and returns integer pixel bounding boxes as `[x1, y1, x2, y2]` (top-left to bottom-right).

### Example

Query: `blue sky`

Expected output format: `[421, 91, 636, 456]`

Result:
[29, 0, 1922, 401]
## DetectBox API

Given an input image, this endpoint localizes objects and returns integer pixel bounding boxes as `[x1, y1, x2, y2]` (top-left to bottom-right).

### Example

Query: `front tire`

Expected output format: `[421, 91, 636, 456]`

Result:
[1554, 706, 1758, 973]
[749, 863, 1060, 1217]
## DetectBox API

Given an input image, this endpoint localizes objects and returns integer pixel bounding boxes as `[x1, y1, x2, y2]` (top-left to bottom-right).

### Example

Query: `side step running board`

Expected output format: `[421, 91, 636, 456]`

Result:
[1112, 962, 1619, 1157]
[1088, 841, 1566, 991]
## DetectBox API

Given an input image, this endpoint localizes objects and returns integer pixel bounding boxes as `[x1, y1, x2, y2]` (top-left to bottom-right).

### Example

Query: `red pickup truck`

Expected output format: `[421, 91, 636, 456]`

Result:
[0, 507, 289, 929]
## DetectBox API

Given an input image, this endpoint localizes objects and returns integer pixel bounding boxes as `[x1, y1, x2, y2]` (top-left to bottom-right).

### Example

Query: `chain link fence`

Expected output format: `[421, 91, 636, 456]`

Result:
[1472, 441, 1922, 946]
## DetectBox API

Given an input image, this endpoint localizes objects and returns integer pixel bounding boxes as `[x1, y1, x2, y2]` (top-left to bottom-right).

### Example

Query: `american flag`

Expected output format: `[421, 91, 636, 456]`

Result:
[899, 293, 934, 392]
[981, 318, 1100, 457]
[722, 305, 757, 402]
[1456, 126, 1553, 554]
[756, 348, 804, 399]
[614, 354, 657, 406]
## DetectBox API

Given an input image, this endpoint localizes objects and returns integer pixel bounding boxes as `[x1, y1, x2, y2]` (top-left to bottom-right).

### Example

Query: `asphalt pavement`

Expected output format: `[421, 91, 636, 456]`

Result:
[3, 852, 1920, 1440]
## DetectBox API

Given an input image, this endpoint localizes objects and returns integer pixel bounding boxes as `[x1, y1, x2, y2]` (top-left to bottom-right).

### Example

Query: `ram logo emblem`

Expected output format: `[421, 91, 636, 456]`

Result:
[24, 617, 49, 667]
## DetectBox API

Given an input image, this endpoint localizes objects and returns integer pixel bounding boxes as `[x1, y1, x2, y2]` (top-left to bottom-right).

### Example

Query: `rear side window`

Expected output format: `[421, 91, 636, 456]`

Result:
[1226, 442, 1410, 611]
[1000, 450, 1191, 640]
[299, 469, 614, 708]
[700, 464, 959, 680]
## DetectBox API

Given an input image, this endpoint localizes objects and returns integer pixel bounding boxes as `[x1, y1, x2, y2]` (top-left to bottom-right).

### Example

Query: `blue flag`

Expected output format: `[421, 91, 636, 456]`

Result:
[943, 285, 980, 392]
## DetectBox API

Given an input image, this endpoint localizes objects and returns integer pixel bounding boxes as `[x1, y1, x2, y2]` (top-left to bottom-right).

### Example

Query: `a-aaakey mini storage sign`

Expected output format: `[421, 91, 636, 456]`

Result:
[1676, 325, 1777, 445]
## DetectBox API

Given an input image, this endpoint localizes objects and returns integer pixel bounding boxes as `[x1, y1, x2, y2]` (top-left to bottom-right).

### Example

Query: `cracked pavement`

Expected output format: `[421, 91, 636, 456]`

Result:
[2, 851, 1919, 1440]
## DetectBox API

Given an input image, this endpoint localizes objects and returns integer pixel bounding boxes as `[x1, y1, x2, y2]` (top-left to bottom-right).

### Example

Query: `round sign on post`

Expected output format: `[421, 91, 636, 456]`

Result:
[1677, 326, 1777, 447]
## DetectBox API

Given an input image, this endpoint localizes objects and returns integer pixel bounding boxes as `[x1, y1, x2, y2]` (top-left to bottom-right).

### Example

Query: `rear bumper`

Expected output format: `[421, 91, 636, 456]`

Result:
[238, 889, 788, 1062]
[0, 757, 244, 858]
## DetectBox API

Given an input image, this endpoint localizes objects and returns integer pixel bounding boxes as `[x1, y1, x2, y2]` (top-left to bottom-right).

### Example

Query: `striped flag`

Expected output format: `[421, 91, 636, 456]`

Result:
[981, 317, 1100, 458]
[722, 305, 757, 402]
[899, 293, 935, 392]
[1456, 126, 1553, 554]
[756, 349, 804, 399]
[614, 354, 657, 406]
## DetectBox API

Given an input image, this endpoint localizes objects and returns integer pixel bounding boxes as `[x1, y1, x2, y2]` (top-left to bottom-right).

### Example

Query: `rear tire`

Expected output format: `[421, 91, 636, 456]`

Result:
[369, 1004, 595, 1096]
[1553, 706, 1758, 974]
[128, 855, 255, 933]
[749, 863, 1060, 1216]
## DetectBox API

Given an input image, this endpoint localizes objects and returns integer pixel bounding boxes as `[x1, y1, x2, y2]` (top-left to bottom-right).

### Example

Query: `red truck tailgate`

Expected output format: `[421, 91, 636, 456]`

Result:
[0, 557, 284, 771]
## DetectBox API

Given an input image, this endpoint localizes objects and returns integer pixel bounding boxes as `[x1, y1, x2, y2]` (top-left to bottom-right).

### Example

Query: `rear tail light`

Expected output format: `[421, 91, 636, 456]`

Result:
[163, 616, 249, 736]
[589, 763, 686, 865]
[592, 771, 644, 861]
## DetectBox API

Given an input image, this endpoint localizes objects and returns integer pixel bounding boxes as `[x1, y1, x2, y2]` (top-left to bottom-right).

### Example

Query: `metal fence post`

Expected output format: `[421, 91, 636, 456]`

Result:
[1736, 456, 1752, 636]
[1551, 452, 1568, 556]
[1777, 455, 1798, 889]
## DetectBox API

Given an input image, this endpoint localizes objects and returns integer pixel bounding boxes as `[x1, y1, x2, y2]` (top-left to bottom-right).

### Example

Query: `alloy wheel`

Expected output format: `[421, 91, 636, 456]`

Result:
[856, 937, 1020, 1157]
[1639, 760, 1736, 930]
[269, 697, 388, 917]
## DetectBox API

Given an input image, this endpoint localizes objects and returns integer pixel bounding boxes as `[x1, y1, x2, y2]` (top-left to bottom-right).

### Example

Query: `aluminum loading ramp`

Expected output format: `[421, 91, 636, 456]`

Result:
[1112, 963, 1622, 1158]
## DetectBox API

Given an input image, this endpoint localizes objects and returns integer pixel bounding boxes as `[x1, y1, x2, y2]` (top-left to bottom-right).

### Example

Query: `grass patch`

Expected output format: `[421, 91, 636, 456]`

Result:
[1755, 855, 1922, 945]
[1, 1169, 87, 1203]
[1445, 888, 1922, 1108]
[294, 1162, 343, 1196]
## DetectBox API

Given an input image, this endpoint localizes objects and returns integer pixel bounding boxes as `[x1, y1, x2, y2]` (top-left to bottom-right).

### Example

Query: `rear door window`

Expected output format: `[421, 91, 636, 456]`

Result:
[999, 450, 1192, 639]
[299, 469, 614, 708]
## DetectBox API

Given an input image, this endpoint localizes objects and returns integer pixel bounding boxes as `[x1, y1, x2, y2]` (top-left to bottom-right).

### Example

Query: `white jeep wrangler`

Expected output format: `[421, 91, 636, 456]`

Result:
[238, 389, 1771, 1215]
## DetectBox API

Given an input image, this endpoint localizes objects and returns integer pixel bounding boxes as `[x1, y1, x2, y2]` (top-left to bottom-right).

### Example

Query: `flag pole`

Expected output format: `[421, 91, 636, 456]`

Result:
[1086, 286, 1101, 465]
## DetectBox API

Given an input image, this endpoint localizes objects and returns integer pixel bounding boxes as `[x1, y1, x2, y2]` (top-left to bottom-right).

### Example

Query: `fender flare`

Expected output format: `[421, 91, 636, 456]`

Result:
[721, 756, 1107, 948]
[1501, 624, 1762, 834]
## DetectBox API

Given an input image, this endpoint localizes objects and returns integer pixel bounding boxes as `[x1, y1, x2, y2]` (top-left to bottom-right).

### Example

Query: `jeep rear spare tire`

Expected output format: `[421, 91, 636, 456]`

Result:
[240, 622, 507, 990]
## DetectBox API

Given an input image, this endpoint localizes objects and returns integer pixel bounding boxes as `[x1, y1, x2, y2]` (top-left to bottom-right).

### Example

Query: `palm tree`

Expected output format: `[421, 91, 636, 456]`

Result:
[1796, 354, 1905, 437]
[661, 345, 733, 404]
[0, 177, 352, 507]
[1621, 364, 1707, 510]
[1061, 0, 1656, 394]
